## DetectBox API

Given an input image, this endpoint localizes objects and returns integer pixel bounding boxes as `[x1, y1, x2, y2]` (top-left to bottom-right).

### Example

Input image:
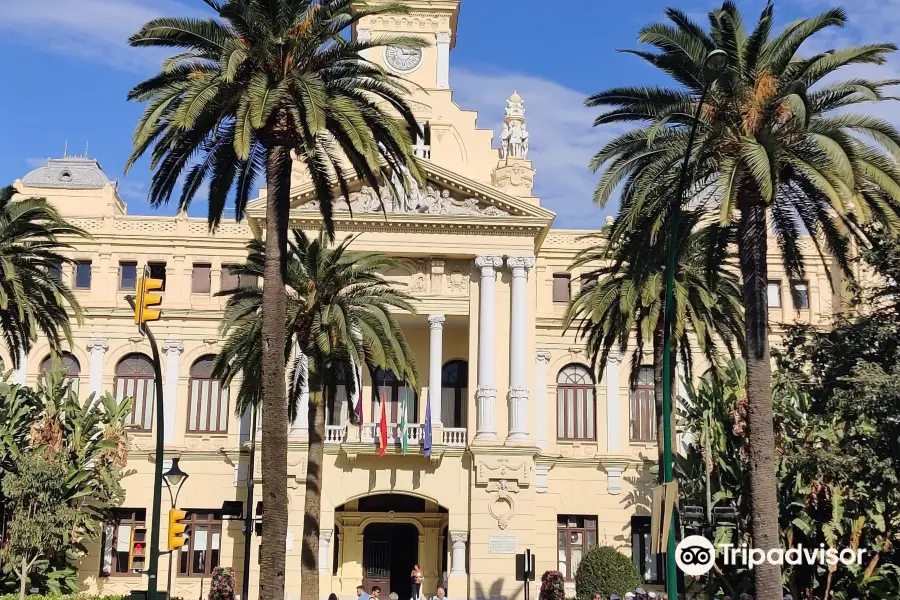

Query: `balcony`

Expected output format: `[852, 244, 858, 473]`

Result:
[323, 423, 467, 463]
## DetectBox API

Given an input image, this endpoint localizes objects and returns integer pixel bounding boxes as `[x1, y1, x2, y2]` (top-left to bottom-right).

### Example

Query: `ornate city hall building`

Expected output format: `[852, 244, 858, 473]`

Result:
[9, 2, 843, 599]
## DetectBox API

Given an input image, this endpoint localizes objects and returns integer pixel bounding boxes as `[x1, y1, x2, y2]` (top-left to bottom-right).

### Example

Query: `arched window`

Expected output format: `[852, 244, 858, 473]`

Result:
[39, 352, 81, 393]
[372, 368, 417, 424]
[557, 364, 595, 441]
[441, 360, 468, 428]
[630, 366, 656, 443]
[187, 355, 229, 434]
[115, 354, 155, 430]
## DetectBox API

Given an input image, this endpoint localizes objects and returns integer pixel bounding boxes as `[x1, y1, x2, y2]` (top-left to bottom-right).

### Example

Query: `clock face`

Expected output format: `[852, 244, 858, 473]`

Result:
[385, 46, 423, 72]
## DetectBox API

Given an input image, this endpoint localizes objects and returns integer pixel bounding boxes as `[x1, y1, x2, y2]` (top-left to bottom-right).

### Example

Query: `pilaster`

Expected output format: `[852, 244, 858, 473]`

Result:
[162, 340, 184, 445]
[87, 338, 109, 397]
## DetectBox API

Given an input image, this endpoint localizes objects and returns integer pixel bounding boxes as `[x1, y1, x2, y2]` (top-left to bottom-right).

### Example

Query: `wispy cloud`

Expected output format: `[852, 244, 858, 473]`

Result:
[0, 0, 204, 71]
[24, 158, 49, 171]
[452, 68, 622, 229]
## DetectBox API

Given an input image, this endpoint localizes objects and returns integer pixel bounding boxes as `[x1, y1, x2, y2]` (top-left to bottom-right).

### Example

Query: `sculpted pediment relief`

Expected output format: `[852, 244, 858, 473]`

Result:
[296, 176, 510, 217]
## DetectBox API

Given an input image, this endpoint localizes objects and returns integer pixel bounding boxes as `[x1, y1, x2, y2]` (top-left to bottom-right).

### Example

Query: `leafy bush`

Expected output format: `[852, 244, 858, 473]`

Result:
[574, 546, 642, 598]
[208, 567, 236, 600]
[539, 571, 565, 600]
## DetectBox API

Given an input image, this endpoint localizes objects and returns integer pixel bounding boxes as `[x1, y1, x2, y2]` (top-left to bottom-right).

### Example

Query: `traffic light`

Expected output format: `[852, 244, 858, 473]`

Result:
[168, 508, 188, 551]
[134, 275, 163, 328]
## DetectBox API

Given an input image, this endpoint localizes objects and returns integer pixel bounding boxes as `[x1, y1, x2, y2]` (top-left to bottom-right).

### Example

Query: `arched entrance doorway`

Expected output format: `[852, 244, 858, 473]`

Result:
[334, 493, 449, 600]
[363, 523, 418, 600]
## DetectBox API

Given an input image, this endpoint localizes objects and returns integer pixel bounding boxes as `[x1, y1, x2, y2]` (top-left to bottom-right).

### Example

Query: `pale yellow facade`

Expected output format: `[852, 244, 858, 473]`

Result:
[8, 2, 845, 600]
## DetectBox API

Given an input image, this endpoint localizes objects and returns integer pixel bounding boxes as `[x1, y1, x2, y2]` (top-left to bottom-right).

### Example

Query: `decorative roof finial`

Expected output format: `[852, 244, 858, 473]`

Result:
[84, 142, 89, 158]
[500, 91, 528, 160]
[63, 141, 68, 158]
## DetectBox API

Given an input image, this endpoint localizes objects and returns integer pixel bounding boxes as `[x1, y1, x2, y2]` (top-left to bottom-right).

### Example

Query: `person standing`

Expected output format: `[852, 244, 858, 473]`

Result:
[411, 564, 424, 600]
[372, 586, 382, 600]
[429, 587, 447, 600]
[357, 586, 371, 600]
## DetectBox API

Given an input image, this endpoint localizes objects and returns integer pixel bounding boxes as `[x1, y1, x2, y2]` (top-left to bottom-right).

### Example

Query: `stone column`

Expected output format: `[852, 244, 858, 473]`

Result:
[605, 353, 622, 453]
[474, 256, 503, 442]
[162, 340, 184, 445]
[506, 256, 534, 444]
[436, 31, 451, 89]
[449, 532, 468, 576]
[534, 350, 552, 452]
[428, 314, 445, 427]
[13, 349, 27, 385]
[87, 338, 109, 396]
[290, 347, 309, 437]
[319, 530, 332, 574]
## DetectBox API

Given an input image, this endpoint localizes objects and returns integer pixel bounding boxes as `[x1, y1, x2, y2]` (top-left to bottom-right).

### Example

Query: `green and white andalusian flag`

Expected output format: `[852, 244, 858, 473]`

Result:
[400, 386, 409, 454]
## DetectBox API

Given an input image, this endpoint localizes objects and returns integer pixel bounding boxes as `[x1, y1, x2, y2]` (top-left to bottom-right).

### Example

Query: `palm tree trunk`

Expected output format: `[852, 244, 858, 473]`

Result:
[737, 196, 782, 599]
[301, 380, 326, 600]
[259, 145, 291, 600]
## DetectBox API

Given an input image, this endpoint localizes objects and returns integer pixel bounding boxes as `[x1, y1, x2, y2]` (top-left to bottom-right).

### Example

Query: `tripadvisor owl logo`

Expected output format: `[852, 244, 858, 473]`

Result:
[675, 536, 716, 576]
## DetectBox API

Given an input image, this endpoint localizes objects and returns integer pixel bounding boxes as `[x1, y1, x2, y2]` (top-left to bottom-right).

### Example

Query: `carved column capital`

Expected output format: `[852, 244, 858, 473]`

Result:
[475, 255, 504, 275]
[428, 314, 446, 329]
[87, 338, 109, 352]
[450, 531, 468, 545]
[436, 31, 452, 44]
[505, 255, 535, 272]
[162, 340, 184, 355]
[535, 349, 552, 364]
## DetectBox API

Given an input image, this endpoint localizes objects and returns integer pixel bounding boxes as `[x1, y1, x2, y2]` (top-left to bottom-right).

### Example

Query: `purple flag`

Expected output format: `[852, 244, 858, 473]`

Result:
[424, 394, 433, 457]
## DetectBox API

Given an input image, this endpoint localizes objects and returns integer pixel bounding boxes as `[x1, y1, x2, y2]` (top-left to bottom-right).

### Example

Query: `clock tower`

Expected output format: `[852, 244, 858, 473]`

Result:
[353, 0, 459, 91]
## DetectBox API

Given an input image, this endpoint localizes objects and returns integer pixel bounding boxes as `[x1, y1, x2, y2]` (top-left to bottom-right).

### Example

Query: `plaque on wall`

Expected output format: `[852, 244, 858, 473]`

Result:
[489, 534, 517, 554]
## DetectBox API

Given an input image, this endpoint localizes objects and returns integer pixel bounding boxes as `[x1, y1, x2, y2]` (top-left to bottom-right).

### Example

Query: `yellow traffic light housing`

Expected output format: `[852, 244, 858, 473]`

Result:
[134, 275, 164, 329]
[168, 508, 188, 551]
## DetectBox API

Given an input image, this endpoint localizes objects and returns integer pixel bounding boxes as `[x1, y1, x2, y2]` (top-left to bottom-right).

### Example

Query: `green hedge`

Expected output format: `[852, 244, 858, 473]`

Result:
[574, 545, 643, 597]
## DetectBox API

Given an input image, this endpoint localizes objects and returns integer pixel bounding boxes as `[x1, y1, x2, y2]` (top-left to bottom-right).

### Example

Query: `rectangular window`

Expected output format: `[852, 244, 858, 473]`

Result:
[74, 261, 92, 289]
[100, 509, 147, 577]
[631, 516, 664, 584]
[553, 274, 571, 303]
[119, 261, 138, 291]
[630, 366, 656, 443]
[767, 281, 782, 308]
[148, 262, 167, 291]
[579, 274, 597, 292]
[191, 264, 212, 294]
[792, 281, 810, 310]
[178, 511, 223, 577]
[48, 262, 63, 282]
[221, 265, 256, 291]
[557, 515, 598, 580]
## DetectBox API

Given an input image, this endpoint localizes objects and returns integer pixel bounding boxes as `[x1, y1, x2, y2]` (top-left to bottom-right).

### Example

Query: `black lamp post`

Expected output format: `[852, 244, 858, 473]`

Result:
[660, 48, 728, 600]
[163, 457, 190, 594]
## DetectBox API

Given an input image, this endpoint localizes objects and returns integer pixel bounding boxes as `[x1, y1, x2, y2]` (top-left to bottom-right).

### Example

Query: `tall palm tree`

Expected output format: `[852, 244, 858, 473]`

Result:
[0, 187, 85, 369]
[586, 3, 900, 596]
[565, 209, 743, 470]
[213, 230, 417, 600]
[125, 3, 424, 597]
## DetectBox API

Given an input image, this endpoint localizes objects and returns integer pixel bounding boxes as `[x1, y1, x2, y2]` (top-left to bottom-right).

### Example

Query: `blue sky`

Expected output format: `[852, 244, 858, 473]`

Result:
[0, 0, 896, 228]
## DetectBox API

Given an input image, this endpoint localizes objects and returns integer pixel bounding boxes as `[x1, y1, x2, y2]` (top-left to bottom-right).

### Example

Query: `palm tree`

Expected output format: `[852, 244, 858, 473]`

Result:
[213, 230, 417, 600]
[565, 209, 743, 471]
[125, 3, 425, 597]
[0, 187, 86, 369]
[586, 3, 900, 595]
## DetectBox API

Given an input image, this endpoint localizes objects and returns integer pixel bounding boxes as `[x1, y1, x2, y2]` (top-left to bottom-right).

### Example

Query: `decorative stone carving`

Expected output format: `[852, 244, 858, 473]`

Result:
[500, 92, 529, 160]
[411, 260, 428, 292]
[476, 458, 533, 487]
[446, 262, 468, 294]
[296, 178, 509, 217]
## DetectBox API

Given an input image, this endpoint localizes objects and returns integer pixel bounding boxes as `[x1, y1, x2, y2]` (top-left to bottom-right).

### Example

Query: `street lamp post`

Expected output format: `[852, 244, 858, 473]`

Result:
[241, 406, 258, 600]
[163, 458, 190, 594]
[660, 48, 728, 599]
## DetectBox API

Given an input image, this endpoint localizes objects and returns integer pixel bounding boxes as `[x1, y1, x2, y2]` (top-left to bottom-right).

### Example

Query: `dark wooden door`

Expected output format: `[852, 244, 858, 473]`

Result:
[363, 528, 391, 594]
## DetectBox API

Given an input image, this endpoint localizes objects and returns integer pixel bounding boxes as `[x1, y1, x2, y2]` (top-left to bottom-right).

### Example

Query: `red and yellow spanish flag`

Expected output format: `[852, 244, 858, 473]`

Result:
[378, 389, 388, 456]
